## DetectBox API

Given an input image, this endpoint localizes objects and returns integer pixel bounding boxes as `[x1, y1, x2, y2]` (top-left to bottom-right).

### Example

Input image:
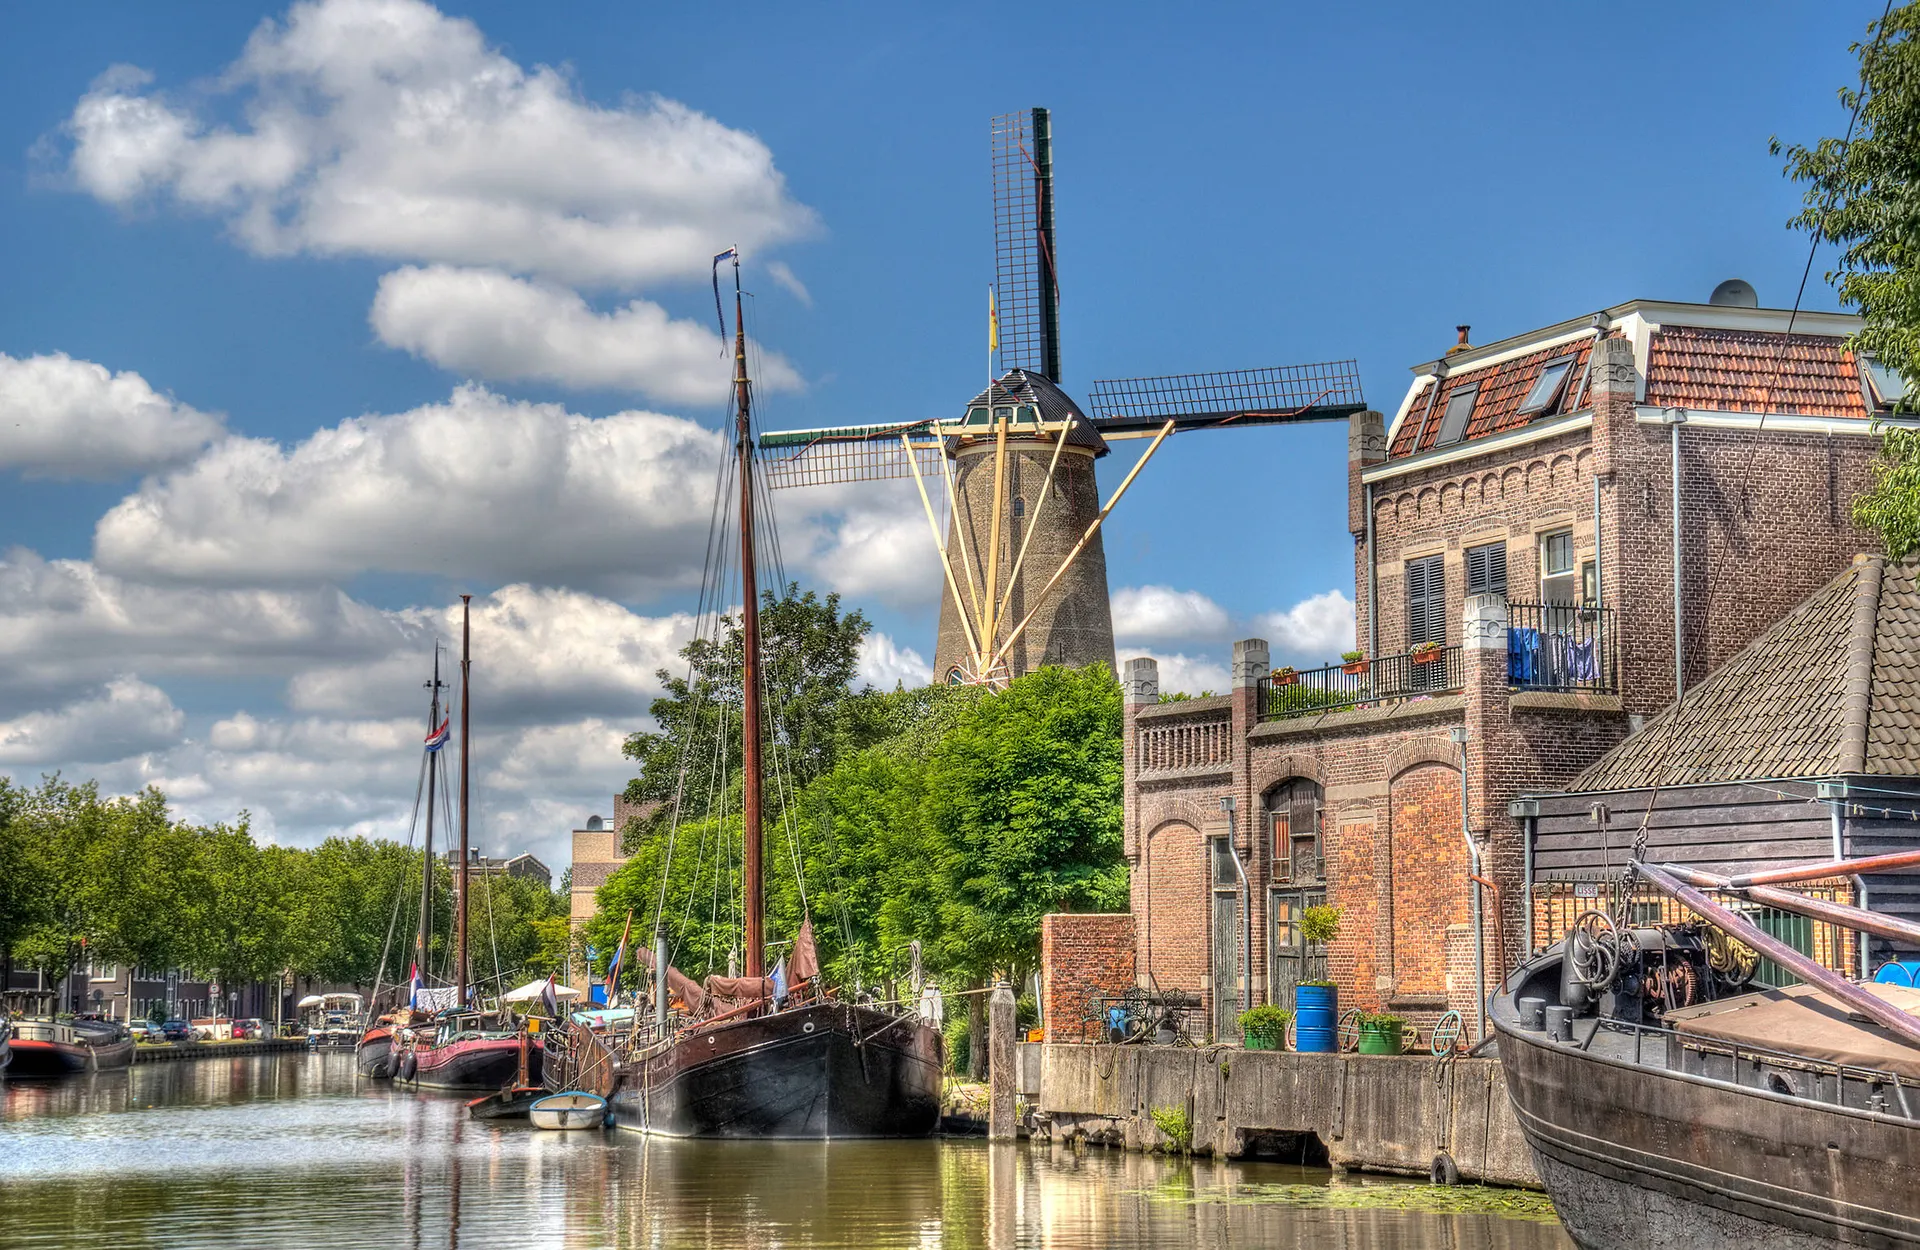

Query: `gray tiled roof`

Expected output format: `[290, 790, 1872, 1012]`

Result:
[1572, 554, 1920, 791]
[966, 369, 1109, 456]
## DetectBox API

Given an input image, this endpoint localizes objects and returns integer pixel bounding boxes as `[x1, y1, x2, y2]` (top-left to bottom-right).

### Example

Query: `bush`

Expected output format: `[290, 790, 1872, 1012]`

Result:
[1357, 1011, 1406, 1032]
[1238, 1004, 1293, 1048]
[943, 1014, 970, 1075]
[1149, 1104, 1192, 1153]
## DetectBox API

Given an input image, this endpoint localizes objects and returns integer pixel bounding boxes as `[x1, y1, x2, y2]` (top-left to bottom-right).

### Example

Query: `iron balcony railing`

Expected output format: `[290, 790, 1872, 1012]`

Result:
[1506, 603, 1617, 693]
[1257, 644, 1464, 721]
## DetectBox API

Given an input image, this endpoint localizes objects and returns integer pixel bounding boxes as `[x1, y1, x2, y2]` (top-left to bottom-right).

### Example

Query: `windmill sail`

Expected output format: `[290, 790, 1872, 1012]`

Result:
[1086, 361, 1368, 433]
[993, 108, 1059, 380]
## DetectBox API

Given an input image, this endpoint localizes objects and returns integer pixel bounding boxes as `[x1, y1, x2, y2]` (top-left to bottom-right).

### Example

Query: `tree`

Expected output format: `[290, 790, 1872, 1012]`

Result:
[1777, 5, 1920, 554]
[621, 584, 874, 841]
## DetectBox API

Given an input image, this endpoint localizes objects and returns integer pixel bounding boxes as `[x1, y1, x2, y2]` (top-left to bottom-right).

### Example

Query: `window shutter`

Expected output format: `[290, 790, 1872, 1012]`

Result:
[1406, 555, 1445, 647]
[1466, 542, 1507, 596]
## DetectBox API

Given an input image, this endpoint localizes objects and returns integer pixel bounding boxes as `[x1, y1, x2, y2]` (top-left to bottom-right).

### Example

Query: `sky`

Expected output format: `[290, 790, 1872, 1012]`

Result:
[0, 0, 1884, 873]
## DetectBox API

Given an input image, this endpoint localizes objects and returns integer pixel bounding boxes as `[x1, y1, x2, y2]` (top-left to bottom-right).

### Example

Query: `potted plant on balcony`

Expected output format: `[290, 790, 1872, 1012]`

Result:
[1340, 649, 1368, 675]
[1411, 640, 1443, 665]
[1356, 1011, 1409, 1055]
[1273, 665, 1299, 686]
[1239, 1004, 1293, 1051]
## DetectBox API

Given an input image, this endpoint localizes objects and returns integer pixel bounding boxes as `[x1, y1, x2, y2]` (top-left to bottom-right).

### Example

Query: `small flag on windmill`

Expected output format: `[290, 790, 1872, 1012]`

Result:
[988, 285, 999, 354]
[424, 717, 450, 752]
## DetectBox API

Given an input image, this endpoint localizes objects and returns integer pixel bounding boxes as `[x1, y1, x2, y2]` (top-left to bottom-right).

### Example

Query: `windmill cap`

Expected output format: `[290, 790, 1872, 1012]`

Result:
[962, 369, 1108, 456]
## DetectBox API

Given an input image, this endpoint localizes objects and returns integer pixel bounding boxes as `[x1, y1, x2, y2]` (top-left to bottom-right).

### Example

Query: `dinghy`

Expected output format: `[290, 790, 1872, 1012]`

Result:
[530, 1091, 606, 1131]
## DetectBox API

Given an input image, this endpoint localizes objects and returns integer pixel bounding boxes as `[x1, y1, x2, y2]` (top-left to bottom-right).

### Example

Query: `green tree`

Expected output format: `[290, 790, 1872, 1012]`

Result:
[1777, 4, 1920, 554]
[621, 584, 874, 841]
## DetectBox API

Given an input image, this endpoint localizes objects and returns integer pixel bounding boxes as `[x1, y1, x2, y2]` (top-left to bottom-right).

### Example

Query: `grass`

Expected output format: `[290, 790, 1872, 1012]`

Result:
[1136, 1177, 1560, 1224]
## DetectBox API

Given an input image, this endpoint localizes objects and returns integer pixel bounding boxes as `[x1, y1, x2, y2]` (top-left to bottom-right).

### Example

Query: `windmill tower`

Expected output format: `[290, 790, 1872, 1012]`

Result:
[761, 108, 1368, 686]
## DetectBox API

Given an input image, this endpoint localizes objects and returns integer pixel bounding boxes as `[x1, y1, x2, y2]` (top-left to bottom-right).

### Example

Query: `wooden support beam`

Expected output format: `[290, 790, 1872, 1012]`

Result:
[995, 426, 1069, 632]
[1729, 847, 1920, 889]
[984, 413, 1009, 645]
[902, 433, 984, 671]
[938, 440, 988, 638]
[1659, 862, 1920, 950]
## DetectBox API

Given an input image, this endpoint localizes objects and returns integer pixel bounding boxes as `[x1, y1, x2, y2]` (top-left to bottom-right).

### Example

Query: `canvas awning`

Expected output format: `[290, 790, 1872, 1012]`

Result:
[1667, 981, 1920, 1081]
[499, 979, 581, 1003]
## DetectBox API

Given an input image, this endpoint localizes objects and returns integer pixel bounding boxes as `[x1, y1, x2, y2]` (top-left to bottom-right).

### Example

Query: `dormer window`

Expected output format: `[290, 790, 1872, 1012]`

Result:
[1434, 383, 1480, 446]
[1518, 354, 1577, 416]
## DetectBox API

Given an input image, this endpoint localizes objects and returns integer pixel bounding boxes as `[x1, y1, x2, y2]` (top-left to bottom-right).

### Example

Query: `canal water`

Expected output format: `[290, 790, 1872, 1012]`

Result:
[2, 1052, 1573, 1249]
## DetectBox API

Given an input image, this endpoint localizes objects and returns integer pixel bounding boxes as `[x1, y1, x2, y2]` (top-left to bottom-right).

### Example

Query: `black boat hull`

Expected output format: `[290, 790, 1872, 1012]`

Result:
[609, 1001, 941, 1139]
[1494, 954, 1920, 1249]
[355, 1031, 393, 1079]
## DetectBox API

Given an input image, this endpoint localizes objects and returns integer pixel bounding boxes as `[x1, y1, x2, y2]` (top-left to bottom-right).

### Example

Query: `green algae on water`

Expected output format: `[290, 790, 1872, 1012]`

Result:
[1135, 1179, 1563, 1224]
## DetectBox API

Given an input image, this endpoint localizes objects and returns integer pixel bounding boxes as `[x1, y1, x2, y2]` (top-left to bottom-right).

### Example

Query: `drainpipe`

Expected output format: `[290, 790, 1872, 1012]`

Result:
[1452, 726, 1485, 1040]
[1592, 471, 1604, 667]
[1365, 482, 1379, 661]
[1512, 799, 1541, 957]
[1221, 796, 1252, 1018]
[1820, 780, 1871, 979]
[1664, 407, 1688, 700]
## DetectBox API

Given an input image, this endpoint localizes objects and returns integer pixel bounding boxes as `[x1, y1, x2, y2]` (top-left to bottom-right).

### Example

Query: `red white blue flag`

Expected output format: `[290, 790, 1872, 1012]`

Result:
[407, 962, 423, 1007]
[424, 718, 450, 752]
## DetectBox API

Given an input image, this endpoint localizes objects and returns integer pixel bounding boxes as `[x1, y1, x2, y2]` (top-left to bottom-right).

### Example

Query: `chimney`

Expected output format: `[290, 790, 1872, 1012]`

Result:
[1446, 325, 1473, 356]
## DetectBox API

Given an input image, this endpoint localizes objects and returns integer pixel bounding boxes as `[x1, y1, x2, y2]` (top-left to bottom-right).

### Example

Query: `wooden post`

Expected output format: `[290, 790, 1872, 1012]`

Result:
[988, 980, 1017, 1141]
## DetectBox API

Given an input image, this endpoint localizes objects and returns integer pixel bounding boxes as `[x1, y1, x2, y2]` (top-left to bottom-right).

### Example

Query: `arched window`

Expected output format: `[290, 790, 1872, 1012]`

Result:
[1011, 495, 1026, 520]
[1264, 778, 1324, 883]
[946, 667, 967, 685]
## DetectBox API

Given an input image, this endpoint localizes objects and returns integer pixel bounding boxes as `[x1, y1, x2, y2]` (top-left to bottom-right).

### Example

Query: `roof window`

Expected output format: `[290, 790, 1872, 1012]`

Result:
[1517, 354, 1577, 416]
[1861, 353, 1911, 410]
[1434, 383, 1480, 446]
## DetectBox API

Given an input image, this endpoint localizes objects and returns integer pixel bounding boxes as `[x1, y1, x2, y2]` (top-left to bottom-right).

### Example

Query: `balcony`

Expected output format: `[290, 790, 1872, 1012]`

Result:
[1506, 603, 1617, 693]
[1257, 645, 1463, 721]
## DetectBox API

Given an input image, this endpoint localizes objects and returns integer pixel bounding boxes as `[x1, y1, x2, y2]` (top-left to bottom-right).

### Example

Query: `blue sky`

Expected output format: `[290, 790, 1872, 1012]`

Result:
[0, 1, 1881, 868]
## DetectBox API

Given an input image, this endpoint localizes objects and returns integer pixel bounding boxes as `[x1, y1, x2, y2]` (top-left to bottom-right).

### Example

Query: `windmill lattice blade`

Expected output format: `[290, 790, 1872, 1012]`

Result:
[761, 437, 947, 489]
[1085, 361, 1366, 432]
[993, 109, 1058, 379]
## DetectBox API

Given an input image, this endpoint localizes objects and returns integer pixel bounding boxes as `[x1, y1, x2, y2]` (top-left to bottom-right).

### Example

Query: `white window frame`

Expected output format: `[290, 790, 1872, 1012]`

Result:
[1540, 529, 1577, 605]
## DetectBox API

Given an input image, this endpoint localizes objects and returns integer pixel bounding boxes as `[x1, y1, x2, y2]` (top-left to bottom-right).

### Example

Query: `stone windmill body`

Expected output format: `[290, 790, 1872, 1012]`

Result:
[762, 109, 1368, 686]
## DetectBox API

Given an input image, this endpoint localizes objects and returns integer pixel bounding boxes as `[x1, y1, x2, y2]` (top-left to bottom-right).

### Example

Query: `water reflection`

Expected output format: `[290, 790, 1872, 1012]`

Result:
[1, 1053, 1569, 1249]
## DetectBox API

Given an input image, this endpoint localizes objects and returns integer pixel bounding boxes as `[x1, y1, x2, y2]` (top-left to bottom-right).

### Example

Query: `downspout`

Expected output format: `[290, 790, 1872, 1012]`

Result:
[1523, 813, 1536, 955]
[1365, 481, 1379, 661]
[1664, 408, 1688, 700]
[1454, 728, 1486, 1041]
[1222, 797, 1252, 1020]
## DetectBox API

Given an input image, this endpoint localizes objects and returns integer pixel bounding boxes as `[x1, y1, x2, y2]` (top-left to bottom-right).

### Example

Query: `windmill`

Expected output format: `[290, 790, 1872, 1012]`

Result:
[761, 108, 1367, 686]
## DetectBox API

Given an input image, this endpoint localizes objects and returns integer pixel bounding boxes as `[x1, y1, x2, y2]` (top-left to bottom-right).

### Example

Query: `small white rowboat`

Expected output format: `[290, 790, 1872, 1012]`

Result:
[530, 1091, 607, 1131]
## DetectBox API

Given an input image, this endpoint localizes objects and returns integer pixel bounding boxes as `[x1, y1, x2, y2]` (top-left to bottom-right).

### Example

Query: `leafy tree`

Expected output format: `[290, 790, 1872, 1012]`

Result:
[621, 584, 874, 841]
[1776, 5, 1920, 554]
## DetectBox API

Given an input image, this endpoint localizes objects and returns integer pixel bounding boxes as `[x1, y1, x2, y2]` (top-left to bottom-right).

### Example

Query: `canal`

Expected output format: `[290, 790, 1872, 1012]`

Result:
[1, 1052, 1572, 1248]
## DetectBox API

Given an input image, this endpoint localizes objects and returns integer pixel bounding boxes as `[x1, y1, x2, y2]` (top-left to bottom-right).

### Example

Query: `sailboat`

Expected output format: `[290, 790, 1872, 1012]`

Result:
[602, 251, 944, 1138]
[396, 599, 528, 1091]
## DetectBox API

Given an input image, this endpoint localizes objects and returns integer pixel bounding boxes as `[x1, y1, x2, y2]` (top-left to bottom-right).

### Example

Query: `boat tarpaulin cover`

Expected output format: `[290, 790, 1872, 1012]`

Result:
[634, 946, 707, 1014]
[703, 976, 774, 1008]
[1667, 982, 1920, 1081]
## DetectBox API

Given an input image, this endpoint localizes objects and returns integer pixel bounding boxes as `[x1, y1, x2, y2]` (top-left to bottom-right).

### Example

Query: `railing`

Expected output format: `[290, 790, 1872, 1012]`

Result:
[1257, 645, 1463, 721]
[1507, 603, 1617, 693]
[1136, 714, 1233, 772]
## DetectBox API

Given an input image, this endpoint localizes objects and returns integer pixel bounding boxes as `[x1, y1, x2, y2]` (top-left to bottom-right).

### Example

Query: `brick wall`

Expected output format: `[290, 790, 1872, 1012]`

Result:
[1040, 913, 1136, 1042]
[1386, 762, 1468, 1003]
[1137, 819, 1209, 1007]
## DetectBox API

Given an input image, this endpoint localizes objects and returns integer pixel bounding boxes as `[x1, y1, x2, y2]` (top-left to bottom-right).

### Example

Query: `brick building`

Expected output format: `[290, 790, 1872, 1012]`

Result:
[566, 795, 652, 995]
[1111, 292, 1906, 1044]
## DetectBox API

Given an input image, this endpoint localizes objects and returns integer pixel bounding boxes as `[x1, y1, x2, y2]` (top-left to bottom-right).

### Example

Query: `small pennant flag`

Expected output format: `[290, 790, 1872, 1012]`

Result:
[424, 717, 450, 752]
[540, 973, 561, 1019]
[988, 285, 999, 354]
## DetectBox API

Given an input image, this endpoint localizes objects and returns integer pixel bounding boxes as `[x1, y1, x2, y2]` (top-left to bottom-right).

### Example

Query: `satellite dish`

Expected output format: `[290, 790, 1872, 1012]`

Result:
[1709, 279, 1758, 308]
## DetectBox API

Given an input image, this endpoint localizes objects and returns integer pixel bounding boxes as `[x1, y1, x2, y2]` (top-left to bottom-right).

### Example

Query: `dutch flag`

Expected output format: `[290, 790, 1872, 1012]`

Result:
[424, 718, 451, 752]
[407, 962, 423, 1008]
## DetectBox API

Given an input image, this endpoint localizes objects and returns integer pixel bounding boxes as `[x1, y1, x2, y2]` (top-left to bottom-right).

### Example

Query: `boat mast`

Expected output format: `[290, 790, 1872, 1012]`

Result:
[418, 646, 447, 989]
[730, 252, 765, 980]
[456, 595, 472, 1008]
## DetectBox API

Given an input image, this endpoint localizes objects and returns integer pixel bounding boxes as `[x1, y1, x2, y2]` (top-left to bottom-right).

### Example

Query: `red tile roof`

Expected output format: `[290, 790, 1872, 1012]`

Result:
[1388, 338, 1596, 458]
[1643, 325, 1868, 419]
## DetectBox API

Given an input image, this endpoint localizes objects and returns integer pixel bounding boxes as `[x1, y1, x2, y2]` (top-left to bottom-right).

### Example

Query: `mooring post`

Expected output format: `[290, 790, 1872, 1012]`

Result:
[988, 980, 1017, 1141]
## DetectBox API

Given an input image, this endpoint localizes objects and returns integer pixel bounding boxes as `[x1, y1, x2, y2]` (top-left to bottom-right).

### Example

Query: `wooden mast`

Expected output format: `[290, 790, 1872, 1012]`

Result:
[417, 646, 445, 990]
[730, 253, 765, 980]
[456, 595, 471, 1007]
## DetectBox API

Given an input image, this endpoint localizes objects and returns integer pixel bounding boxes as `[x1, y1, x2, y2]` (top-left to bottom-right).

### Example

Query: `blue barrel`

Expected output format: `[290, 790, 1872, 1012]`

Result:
[1874, 961, 1920, 987]
[1295, 983, 1338, 1053]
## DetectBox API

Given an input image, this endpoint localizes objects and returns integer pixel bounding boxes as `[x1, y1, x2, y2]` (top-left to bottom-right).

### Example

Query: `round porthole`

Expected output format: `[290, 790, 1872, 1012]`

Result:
[803, 1022, 816, 1033]
[707, 1036, 716, 1045]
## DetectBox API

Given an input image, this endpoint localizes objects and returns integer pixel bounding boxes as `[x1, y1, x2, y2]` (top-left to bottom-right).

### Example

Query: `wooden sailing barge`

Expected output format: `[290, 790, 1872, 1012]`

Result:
[1494, 848, 1920, 1249]
[594, 251, 943, 1138]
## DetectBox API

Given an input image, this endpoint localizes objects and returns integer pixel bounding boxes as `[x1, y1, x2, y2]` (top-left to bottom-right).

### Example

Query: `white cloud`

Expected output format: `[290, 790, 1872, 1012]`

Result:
[800, 489, 944, 609]
[93, 384, 726, 592]
[63, 0, 816, 287]
[0, 678, 186, 765]
[1259, 589, 1356, 661]
[857, 632, 931, 690]
[369, 265, 802, 402]
[764, 261, 811, 307]
[0, 352, 224, 479]
[1111, 585, 1230, 643]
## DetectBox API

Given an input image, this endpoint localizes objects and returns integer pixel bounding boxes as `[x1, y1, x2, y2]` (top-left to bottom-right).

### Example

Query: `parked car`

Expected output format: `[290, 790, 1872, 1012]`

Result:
[160, 1018, 192, 1042]
[127, 1020, 161, 1042]
[230, 1019, 265, 1040]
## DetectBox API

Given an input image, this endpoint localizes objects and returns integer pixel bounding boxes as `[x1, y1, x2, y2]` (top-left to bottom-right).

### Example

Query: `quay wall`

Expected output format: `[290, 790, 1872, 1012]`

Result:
[1025, 1043, 1540, 1188]
[133, 1040, 307, 1063]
